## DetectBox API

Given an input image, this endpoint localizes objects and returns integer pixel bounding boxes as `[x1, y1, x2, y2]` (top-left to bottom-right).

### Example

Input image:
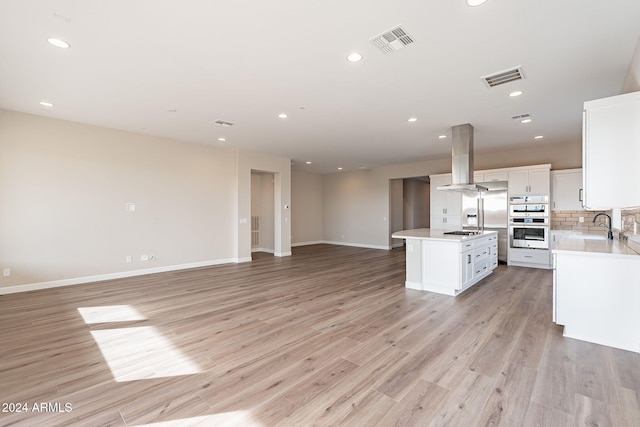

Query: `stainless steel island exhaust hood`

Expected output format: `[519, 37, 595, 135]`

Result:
[436, 123, 487, 192]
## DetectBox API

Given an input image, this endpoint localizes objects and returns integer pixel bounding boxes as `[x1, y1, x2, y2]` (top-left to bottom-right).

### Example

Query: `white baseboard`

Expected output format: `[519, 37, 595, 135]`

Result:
[292, 240, 392, 250]
[251, 247, 274, 253]
[274, 251, 292, 257]
[0, 258, 238, 295]
[291, 241, 324, 247]
[322, 241, 392, 250]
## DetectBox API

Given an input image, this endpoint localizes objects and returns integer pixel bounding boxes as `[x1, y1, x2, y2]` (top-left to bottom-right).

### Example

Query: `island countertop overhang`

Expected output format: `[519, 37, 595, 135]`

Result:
[392, 228, 498, 243]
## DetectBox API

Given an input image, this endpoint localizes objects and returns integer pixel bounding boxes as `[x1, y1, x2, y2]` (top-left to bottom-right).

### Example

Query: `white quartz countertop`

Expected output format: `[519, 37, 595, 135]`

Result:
[552, 233, 639, 257]
[391, 228, 498, 242]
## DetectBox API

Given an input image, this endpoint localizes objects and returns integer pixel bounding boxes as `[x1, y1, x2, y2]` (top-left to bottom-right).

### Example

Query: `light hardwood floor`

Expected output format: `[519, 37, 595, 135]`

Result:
[1, 244, 639, 426]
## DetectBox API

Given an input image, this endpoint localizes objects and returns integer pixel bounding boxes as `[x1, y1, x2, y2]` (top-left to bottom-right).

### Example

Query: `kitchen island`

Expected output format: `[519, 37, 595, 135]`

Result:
[392, 228, 498, 296]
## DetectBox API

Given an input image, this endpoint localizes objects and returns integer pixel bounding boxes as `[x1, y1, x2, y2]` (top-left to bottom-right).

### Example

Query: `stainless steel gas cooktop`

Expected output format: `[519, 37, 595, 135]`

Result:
[443, 230, 481, 236]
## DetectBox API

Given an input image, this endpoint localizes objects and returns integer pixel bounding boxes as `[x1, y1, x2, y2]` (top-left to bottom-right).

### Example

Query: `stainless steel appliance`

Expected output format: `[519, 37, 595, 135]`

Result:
[509, 195, 550, 217]
[508, 195, 550, 250]
[462, 181, 508, 262]
[510, 222, 549, 249]
[509, 204, 549, 217]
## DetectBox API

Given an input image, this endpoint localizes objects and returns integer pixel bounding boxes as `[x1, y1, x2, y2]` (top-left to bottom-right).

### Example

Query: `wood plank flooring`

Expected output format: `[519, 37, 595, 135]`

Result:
[1, 244, 639, 426]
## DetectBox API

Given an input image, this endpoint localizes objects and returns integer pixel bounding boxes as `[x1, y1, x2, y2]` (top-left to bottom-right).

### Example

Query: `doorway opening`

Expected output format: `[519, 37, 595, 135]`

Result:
[389, 176, 430, 248]
[251, 171, 276, 255]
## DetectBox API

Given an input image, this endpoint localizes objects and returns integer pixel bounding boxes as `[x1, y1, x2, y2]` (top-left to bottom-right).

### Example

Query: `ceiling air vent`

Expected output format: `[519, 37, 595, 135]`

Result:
[482, 66, 525, 88]
[212, 120, 234, 127]
[512, 113, 532, 121]
[370, 25, 415, 55]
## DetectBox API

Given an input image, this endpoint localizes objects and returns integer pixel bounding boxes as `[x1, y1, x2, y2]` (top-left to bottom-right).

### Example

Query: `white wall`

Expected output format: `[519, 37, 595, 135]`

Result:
[291, 170, 323, 245]
[322, 169, 391, 249]
[0, 109, 291, 293]
[390, 179, 404, 248]
[622, 37, 640, 93]
[236, 150, 291, 260]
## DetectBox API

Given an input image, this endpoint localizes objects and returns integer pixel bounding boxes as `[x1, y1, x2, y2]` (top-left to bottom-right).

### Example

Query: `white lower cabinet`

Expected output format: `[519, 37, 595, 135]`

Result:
[553, 249, 640, 352]
[509, 248, 550, 267]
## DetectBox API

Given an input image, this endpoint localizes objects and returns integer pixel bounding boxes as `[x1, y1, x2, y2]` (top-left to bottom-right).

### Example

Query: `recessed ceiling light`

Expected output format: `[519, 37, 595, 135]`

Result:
[534, 135, 544, 139]
[39, 101, 54, 107]
[438, 135, 447, 139]
[47, 37, 71, 49]
[338, 167, 343, 170]
[306, 161, 312, 165]
[509, 90, 523, 97]
[467, 0, 488, 6]
[407, 117, 418, 123]
[278, 113, 288, 119]
[521, 118, 532, 123]
[218, 137, 226, 142]
[346, 52, 363, 63]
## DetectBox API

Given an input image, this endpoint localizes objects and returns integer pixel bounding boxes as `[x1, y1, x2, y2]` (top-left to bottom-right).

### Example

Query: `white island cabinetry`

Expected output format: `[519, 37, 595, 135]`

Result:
[392, 229, 498, 296]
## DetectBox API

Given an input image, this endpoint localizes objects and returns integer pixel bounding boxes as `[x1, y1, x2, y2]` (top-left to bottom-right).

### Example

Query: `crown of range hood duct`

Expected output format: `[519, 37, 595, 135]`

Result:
[436, 123, 487, 192]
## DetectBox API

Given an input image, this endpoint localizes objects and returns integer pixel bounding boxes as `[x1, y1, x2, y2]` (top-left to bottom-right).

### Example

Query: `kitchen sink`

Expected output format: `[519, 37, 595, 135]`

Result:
[567, 234, 607, 240]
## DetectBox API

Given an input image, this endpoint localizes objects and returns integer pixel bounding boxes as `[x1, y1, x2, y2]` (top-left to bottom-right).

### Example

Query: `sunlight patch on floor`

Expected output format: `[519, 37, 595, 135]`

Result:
[79, 306, 201, 382]
[78, 305, 147, 323]
[90, 326, 201, 381]
[132, 411, 265, 426]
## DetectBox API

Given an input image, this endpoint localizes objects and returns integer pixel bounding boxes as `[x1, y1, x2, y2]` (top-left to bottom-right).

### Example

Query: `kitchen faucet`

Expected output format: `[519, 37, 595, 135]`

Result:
[592, 212, 613, 240]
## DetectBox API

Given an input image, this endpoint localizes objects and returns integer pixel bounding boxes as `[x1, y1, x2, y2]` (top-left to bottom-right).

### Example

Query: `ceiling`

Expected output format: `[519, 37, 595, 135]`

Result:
[1, 1, 639, 174]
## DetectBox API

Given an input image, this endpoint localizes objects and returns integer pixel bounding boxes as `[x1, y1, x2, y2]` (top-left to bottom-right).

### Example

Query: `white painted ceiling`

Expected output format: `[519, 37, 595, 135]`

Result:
[1, 0, 639, 174]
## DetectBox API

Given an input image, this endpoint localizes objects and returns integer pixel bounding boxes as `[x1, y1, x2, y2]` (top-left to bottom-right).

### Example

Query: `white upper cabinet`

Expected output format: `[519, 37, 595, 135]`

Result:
[551, 169, 583, 211]
[583, 91, 640, 209]
[430, 174, 462, 230]
[474, 170, 508, 183]
[484, 171, 509, 182]
[508, 167, 550, 196]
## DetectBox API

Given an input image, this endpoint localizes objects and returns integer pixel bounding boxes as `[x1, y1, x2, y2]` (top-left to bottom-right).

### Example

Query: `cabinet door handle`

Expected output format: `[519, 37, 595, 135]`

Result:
[467, 254, 471, 264]
[578, 188, 583, 202]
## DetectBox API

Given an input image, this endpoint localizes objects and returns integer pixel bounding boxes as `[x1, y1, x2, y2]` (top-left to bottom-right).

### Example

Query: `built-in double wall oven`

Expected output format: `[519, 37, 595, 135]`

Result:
[509, 196, 549, 249]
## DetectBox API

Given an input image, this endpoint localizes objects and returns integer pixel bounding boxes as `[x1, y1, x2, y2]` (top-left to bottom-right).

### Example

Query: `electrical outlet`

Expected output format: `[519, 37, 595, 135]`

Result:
[579, 217, 584, 223]
[141, 254, 149, 262]
[126, 256, 132, 263]
[3, 268, 10, 277]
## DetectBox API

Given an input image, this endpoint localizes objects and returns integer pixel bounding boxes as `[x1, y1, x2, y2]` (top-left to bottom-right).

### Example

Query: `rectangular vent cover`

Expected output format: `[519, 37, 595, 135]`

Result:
[213, 120, 234, 127]
[512, 113, 531, 121]
[370, 26, 414, 55]
[482, 66, 525, 88]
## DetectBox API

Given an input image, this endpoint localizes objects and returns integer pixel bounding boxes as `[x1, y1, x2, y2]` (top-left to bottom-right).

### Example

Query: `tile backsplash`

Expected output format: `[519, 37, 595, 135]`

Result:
[621, 208, 640, 234]
[552, 208, 640, 236]
[551, 210, 611, 235]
